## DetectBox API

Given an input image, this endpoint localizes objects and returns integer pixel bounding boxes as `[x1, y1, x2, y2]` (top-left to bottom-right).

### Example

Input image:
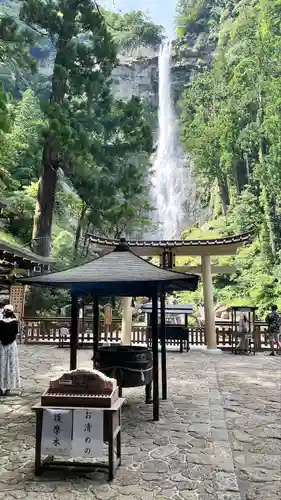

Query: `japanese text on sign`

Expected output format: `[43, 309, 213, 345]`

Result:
[72, 409, 103, 458]
[41, 409, 72, 456]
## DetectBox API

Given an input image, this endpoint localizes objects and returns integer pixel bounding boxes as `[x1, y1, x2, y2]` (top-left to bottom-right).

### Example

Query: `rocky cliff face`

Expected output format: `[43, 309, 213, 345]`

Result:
[112, 47, 159, 109]
[112, 39, 213, 115]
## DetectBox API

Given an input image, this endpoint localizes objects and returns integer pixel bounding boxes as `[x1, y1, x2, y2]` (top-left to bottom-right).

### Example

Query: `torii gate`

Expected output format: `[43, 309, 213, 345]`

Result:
[87, 233, 251, 352]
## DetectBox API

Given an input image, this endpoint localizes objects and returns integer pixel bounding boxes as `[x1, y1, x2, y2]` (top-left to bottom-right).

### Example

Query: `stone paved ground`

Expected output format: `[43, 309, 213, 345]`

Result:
[0, 345, 280, 500]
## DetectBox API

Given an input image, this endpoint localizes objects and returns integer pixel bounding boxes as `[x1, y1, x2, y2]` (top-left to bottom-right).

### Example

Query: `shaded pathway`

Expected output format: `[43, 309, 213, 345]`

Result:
[0, 346, 280, 499]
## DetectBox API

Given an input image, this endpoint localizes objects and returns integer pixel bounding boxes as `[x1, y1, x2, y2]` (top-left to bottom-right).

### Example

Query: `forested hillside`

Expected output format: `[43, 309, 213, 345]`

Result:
[1, 0, 281, 317]
[0, 1, 164, 258]
[176, 0, 281, 315]
[0, 0, 165, 313]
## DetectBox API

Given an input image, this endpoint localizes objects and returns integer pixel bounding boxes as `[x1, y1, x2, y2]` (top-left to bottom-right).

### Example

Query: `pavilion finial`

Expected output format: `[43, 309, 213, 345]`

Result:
[114, 237, 129, 252]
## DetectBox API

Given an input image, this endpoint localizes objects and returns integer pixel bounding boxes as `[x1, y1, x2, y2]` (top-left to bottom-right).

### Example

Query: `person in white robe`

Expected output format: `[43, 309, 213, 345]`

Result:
[236, 314, 249, 351]
[0, 304, 21, 396]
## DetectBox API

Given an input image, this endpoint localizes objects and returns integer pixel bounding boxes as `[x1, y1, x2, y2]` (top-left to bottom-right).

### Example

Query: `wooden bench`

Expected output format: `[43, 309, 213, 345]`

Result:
[147, 325, 190, 353]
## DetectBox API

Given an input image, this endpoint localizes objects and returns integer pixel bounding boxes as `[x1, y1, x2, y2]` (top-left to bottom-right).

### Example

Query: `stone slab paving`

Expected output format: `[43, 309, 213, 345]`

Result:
[0, 346, 280, 500]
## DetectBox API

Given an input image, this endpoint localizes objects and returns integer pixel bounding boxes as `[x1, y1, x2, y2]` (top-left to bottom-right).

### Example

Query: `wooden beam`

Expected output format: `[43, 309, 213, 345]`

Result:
[160, 289, 167, 400]
[152, 288, 159, 421]
[92, 297, 100, 367]
[70, 292, 79, 370]
[87, 244, 244, 258]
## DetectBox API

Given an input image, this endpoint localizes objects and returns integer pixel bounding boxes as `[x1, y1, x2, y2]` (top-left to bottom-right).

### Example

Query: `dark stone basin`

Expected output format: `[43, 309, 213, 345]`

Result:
[94, 345, 153, 388]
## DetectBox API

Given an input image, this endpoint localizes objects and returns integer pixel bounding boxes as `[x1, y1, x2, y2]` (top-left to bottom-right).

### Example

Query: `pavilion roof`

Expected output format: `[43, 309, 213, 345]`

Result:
[20, 238, 200, 296]
[0, 237, 52, 266]
[86, 232, 252, 257]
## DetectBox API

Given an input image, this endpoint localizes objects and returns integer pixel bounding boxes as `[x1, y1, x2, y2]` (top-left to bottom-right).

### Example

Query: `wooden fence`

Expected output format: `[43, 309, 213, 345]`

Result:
[21, 317, 271, 350]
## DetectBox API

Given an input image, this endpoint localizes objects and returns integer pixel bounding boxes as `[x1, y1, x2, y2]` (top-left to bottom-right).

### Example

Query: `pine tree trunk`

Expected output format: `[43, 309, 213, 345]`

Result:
[82, 221, 91, 255]
[74, 204, 87, 257]
[32, 145, 58, 257]
[262, 187, 276, 257]
[31, 7, 77, 257]
[232, 166, 240, 194]
[256, 88, 278, 255]
[218, 179, 229, 216]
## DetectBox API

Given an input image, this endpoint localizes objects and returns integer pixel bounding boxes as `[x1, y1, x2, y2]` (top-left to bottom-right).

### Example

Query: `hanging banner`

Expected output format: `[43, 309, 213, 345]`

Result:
[9, 285, 26, 317]
[72, 409, 104, 458]
[41, 409, 72, 456]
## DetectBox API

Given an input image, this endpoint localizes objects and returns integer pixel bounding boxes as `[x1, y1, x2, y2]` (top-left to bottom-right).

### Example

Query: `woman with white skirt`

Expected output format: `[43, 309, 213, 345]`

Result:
[0, 304, 21, 396]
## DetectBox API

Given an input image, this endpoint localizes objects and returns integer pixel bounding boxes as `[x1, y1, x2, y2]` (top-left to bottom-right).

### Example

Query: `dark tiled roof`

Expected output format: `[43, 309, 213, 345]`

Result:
[0, 237, 51, 265]
[87, 232, 252, 249]
[20, 239, 200, 295]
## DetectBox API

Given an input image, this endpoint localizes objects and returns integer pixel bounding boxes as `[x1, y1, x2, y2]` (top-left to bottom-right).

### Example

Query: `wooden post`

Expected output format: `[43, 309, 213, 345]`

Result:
[145, 382, 152, 404]
[160, 290, 167, 400]
[121, 297, 133, 344]
[93, 297, 99, 366]
[187, 313, 190, 352]
[104, 303, 112, 344]
[81, 299, 85, 335]
[234, 309, 237, 354]
[34, 409, 43, 476]
[253, 308, 256, 349]
[201, 255, 217, 350]
[70, 292, 79, 370]
[152, 289, 159, 421]
[231, 308, 234, 353]
[147, 312, 152, 347]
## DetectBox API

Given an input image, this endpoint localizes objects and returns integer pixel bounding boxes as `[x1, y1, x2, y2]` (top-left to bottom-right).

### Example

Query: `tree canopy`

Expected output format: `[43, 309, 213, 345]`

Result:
[4, 0, 281, 317]
[177, 0, 281, 315]
[100, 9, 164, 51]
[0, 0, 159, 313]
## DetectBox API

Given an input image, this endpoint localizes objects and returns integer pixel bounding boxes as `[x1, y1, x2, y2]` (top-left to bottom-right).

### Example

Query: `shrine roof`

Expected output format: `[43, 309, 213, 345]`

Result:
[20, 238, 200, 296]
[86, 233, 252, 257]
[0, 237, 52, 266]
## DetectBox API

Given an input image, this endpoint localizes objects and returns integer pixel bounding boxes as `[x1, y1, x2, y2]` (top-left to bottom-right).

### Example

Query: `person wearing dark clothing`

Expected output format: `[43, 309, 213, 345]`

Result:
[0, 304, 21, 396]
[265, 305, 281, 356]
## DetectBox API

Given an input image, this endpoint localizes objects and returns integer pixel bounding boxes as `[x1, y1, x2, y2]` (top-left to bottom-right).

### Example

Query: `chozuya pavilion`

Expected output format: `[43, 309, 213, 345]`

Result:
[20, 238, 200, 421]
[87, 232, 252, 351]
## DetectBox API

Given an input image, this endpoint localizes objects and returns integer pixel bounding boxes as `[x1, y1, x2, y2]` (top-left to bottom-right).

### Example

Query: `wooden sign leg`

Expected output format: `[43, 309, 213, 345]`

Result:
[35, 410, 43, 476]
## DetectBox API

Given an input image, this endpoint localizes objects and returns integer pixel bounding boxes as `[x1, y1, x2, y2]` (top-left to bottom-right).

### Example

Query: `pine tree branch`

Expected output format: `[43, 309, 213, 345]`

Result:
[93, 1, 136, 33]
[24, 21, 48, 38]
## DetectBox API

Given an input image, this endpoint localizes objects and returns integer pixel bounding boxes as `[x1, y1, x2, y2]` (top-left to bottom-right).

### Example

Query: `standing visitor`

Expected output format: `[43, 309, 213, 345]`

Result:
[0, 305, 21, 396]
[237, 314, 249, 352]
[265, 305, 281, 356]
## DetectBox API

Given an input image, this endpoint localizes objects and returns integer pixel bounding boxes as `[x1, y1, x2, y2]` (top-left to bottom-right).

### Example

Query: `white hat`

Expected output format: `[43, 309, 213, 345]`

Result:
[3, 304, 14, 312]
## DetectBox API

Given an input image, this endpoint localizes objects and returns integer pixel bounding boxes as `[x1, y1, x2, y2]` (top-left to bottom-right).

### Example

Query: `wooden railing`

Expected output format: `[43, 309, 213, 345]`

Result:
[21, 317, 271, 350]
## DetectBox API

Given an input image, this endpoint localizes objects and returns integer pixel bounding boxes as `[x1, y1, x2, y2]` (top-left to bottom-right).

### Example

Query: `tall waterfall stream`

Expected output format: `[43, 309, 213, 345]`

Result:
[150, 41, 196, 239]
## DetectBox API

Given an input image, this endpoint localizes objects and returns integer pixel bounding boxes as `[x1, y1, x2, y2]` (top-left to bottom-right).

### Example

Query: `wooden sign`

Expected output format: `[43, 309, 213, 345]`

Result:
[104, 303, 112, 326]
[9, 285, 26, 317]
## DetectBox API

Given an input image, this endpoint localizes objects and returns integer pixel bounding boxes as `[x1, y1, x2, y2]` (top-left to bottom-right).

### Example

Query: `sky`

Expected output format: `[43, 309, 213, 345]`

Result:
[101, 0, 177, 39]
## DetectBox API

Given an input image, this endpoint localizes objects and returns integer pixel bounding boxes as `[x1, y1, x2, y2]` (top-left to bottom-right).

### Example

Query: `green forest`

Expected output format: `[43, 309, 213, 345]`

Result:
[0, 0, 164, 313]
[175, 0, 281, 316]
[1, 0, 281, 317]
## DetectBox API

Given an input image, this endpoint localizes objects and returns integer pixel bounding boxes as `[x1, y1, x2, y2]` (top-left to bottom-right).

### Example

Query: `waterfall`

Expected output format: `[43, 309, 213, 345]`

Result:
[150, 41, 196, 240]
